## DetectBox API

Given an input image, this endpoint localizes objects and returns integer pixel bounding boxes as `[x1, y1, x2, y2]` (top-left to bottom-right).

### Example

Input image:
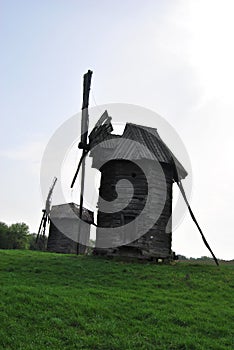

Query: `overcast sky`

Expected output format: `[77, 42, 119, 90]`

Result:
[1, 0, 234, 259]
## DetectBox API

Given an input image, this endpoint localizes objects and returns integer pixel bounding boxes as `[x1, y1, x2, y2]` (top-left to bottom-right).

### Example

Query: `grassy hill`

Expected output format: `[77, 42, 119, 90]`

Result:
[0, 250, 233, 350]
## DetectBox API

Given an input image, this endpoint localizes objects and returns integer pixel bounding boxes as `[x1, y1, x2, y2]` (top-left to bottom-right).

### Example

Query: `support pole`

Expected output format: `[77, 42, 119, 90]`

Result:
[77, 70, 93, 254]
[171, 157, 219, 266]
[177, 180, 219, 266]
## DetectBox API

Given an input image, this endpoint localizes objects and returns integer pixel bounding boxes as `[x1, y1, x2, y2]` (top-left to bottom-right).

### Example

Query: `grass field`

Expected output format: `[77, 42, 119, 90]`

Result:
[0, 250, 233, 350]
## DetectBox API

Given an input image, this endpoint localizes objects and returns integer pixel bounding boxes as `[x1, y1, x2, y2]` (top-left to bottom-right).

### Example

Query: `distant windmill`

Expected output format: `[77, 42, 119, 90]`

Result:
[36, 177, 57, 248]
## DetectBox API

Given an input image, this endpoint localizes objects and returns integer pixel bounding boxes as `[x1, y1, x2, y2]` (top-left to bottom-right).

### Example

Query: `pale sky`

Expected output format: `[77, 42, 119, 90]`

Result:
[1, 0, 234, 259]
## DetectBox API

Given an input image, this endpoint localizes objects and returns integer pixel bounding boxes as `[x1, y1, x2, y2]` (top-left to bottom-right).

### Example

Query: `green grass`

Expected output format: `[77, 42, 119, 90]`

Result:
[0, 250, 233, 350]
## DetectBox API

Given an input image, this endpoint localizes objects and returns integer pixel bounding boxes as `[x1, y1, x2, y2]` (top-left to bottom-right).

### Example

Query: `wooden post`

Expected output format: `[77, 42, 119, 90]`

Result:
[177, 180, 219, 266]
[77, 70, 93, 254]
[171, 157, 219, 266]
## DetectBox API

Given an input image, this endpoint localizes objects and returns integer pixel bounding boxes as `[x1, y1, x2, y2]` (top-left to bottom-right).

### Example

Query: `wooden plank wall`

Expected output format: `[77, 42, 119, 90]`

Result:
[47, 220, 89, 254]
[95, 159, 173, 259]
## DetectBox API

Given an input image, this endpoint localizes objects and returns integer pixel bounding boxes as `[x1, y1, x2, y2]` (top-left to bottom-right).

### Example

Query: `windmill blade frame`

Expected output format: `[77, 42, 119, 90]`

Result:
[36, 177, 57, 246]
[71, 110, 112, 189]
[79, 70, 93, 148]
[75, 70, 93, 254]
[71, 151, 89, 188]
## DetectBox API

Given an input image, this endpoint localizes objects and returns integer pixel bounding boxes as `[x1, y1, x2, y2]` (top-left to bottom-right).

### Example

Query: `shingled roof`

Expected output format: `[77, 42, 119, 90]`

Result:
[90, 122, 187, 180]
[50, 203, 93, 223]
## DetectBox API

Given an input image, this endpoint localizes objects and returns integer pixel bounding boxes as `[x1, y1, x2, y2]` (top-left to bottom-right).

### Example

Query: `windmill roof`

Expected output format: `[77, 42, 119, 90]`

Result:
[50, 203, 93, 223]
[97, 133, 121, 148]
[91, 122, 187, 179]
[113, 123, 171, 162]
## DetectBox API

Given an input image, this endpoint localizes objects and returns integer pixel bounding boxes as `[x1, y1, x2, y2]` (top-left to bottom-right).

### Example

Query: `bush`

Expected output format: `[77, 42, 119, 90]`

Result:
[0, 222, 41, 250]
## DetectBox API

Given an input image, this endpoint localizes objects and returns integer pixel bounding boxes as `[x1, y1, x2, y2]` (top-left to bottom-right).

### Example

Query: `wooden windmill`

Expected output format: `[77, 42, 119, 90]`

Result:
[71, 71, 219, 265]
[36, 176, 57, 248]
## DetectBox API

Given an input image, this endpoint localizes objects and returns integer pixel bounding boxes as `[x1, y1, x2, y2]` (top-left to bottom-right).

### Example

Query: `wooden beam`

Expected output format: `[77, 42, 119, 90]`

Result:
[77, 70, 93, 254]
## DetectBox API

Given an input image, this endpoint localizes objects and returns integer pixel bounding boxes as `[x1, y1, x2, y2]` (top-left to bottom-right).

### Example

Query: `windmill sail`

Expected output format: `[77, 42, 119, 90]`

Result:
[36, 177, 57, 247]
[71, 110, 113, 187]
[71, 70, 93, 188]
[70, 70, 93, 254]
[80, 70, 93, 148]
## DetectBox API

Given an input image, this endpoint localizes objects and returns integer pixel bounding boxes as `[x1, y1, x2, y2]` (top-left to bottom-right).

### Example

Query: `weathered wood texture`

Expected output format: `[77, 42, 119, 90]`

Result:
[47, 203, 93, 254]
[47, 221, 85, 254]
[94, 159, 173, 259]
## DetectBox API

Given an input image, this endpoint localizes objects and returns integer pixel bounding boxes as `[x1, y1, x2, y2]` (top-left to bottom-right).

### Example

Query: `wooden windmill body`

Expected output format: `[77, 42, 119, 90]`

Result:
[89, 122, 187, 260]
[70, 70, 219, 265]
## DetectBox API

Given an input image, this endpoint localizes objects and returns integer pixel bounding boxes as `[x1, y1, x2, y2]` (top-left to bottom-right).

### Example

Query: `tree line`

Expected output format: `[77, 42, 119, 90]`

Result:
[0, 222, 45, 250]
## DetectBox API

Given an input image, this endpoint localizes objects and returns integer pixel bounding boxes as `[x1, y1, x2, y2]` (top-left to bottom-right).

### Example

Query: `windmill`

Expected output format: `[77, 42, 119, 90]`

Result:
[71, 71, 219, 265]
[36, 176, 57, 248]
[71, 70, 112, 254]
